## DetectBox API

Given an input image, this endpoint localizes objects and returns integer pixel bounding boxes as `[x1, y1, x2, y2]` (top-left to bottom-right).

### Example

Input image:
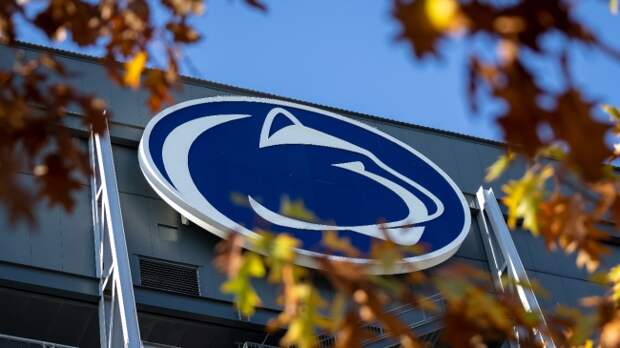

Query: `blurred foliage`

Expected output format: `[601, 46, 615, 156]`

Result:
[3, 0, 620, 347]
[0, 0, 260, 221]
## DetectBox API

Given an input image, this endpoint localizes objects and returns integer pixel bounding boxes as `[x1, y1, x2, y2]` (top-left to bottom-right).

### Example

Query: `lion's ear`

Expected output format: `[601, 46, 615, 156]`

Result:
[259, 107, 304, 148]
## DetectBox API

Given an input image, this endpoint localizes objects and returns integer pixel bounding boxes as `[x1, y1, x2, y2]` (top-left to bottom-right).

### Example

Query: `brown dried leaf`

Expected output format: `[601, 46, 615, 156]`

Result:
[392, 0, 448, 59]
[549, 89, 612, 182]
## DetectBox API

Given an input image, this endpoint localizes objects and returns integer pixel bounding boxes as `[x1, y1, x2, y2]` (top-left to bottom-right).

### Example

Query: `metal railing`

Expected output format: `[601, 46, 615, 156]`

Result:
[354, 293, 444, 347]
[90, 124, 142, 348]
[476, 187, 555, 348]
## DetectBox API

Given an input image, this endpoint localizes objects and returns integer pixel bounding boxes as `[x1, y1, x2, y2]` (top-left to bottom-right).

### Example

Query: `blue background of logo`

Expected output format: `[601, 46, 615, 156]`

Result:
[148, 101, 467, 257]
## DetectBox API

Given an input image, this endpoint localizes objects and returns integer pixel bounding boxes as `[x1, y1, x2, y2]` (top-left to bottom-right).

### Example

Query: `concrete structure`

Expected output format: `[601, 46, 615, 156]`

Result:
[0, 42, 618, 348]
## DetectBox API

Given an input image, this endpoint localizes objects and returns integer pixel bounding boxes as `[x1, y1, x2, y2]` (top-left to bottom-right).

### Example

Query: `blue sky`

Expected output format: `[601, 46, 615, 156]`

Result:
[18, 0, 620, 141]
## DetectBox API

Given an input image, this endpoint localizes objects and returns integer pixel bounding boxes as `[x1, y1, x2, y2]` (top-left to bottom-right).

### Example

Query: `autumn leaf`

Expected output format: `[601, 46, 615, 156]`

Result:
[323, 230, 360, 257]
[609, 265, 620, 304]
[124, 51, 148, 88]
[502, 165, 553, 234]
[280, 284, 329, 348]
[493, 60, 548, 157]
[280, 195, 317, 222]
[252, 231, 299, 282]
[393, 0, 448, 58]
[424, 0, 461, 32]
[37, 153, 83, 212]
[214, 232, 245, 278]
[485, 151, 515, 182]
[229, 192, 250, 207]
[536, 144, 566, 161]
[537, 193, 610, 272]
[601, 318, 620, 348]
[166, 22, 200, 43]
[245, 0, 267, 12]
[549, 89, 612, 182]
[555, 306, 597, 346]
[370, 240, 402, 272]
[221, 252, 265, 316]
[604, 104, 620, 121]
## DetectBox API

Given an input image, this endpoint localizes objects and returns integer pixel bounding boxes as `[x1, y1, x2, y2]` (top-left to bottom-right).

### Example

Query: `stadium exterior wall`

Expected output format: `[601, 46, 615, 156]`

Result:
[0, 43, 618, 348]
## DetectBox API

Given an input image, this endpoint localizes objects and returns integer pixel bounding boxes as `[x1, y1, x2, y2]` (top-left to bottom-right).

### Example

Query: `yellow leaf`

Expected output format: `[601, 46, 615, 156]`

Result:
[220, 252, 265, 316]
[246, 253, 266, 277]
[485, 151, 515, 182]
[281, 284, 327, 348]
[536, 144, 566, 161]
[280, 195, 317, 222]
[272, 234, 299, 262]
[124, 51, 147, 88]
[425, 0, 459, 31]
[609, 264, 620, 303]
[556, 306, 597, 345]
[229, 192, 250, 207]
[502, 166, 553, 234]
[323, 230, 360, 257]
[604, 104, 620, 121]
[611, 0, 619, 14]
[251, 232, 300, 282]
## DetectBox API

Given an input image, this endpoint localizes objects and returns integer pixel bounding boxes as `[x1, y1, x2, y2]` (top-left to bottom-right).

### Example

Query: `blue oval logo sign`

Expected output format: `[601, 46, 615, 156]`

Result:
[139, 97, 470, 274]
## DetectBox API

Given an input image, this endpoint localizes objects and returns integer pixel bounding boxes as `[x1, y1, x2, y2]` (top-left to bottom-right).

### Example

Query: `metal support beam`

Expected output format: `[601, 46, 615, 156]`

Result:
[90, 123, 142, 348]
[476, 187, 555, 348]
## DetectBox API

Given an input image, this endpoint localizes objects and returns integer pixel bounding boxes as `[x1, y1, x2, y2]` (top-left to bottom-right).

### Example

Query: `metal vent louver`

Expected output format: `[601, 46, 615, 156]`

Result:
[139, 257, 200, 296]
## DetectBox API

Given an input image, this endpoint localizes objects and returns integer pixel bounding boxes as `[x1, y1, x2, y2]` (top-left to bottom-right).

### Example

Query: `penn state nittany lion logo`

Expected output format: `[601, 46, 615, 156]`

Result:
[139, 97, 470, 274]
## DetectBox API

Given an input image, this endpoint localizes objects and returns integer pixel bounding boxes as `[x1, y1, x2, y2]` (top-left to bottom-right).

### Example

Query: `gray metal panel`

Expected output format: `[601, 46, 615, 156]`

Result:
[475, 144, 528, 196]
[0, 261, 99, 299]
[511, 227, 591, 281]
[120, 193, 155, 258]
[172, 82, 230, 102]
[150, 200, 183, 261]
[119, 191, 234, 302]
[0, 191, 32, 266]
[455, 211, 487, 261]
[444, 137, 487, 194]
[61, 188, 97, 275]
[113, 144, 158, 198]
[528, 270, 605, 309]
[0, 45, 15, 70]
[29, 203, 63, 271]
[0, 173, 95, 278]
